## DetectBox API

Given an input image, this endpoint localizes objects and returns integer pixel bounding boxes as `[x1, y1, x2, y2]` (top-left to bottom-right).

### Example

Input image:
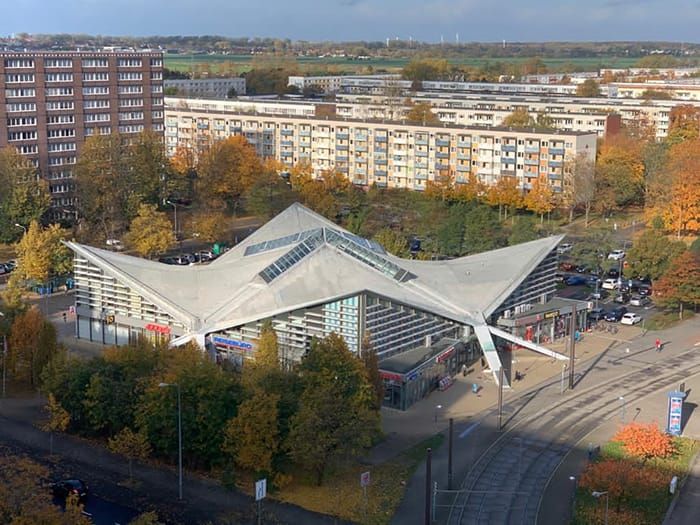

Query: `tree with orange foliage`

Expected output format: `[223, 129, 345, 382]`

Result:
[523, 176, 555, 223]
[196, 136, 262, 210]
[667, 105, 700, 145]
[424, 172, 455, 202]
[654, 251, 700, 320]
[453, 173, 485, 203]
[594, 133, 645, 214]
[658, 139, 700, 237]
[288, 162, 352, 218]
[170, 145, 197, 177]
[579, 458, 668, 513]
[613, 422, 675, 460]
[485, 176, 522, 221]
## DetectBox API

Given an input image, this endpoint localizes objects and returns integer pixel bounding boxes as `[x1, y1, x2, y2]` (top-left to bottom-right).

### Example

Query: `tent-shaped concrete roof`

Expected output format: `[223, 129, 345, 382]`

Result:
[65, 203, 562, 335]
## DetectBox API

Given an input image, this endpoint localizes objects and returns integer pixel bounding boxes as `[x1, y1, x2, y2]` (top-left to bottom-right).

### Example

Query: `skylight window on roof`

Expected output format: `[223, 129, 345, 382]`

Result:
[244, 228, 321, 256]
[258, 229, 325, 283]
[325, 228, 414, 282]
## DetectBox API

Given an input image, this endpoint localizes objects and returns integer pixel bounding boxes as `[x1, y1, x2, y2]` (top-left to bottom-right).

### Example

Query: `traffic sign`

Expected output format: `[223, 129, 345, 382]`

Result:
[255, 478, 267, 501]
[360, 471, 370, 488]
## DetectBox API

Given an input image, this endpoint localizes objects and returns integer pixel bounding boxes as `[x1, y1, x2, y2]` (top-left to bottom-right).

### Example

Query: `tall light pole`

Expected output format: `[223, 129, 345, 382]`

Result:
[0, 312, 6, 400]
[14, 223, 27, 234]
[159, 382, 183, 500]
[592, 491, 609, 525]
[619, 396, 626, 422]
[165, 200, 178, 241]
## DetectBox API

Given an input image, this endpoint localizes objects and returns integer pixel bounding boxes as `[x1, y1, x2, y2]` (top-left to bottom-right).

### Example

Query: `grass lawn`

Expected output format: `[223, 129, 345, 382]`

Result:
[572, 436, 699, 525]
[645, 310, 695, 331]
[236, 433, 445, 524]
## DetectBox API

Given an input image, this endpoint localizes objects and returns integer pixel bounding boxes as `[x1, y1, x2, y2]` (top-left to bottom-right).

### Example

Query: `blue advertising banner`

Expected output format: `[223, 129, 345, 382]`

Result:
[667, 390, 686, 436]
[212, 335, 253, 351]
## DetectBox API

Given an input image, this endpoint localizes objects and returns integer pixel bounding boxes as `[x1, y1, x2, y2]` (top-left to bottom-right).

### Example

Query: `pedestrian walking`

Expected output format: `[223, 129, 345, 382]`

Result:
[655, 338, 662, 352]
[62, 312, 67, 323]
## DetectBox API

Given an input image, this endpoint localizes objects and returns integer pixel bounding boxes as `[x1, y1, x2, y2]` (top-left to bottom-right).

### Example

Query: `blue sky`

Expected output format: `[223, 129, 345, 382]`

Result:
[2, 0, 699, 42]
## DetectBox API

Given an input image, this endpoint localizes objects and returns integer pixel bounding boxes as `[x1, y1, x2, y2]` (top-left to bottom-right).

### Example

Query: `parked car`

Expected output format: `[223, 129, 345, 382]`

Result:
[607, 268, 620, 278]
[557, 243, 573, 254]
[620, 312, 642, 325]
[158, 256, 178, 265]
[51, 479, 88, 502]
[559, 262, 576, 272]
[566, 275, 588, 286]
[608, 250, 626, 260]
[614, 292, 631, 304]
[629, 295, 651, 307]
[638, 285, 653, 297]
[575, 264, 590, 274]
[105, 239, 124, 251]
[604, 306, 628, 322]
[587, 275, 602, 285]
[601, 278, 619, 290]
[589, 307, 606, 321]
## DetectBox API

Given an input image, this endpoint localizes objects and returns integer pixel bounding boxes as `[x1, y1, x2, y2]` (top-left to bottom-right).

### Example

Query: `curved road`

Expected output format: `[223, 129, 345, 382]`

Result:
[443, 324, 700, 525]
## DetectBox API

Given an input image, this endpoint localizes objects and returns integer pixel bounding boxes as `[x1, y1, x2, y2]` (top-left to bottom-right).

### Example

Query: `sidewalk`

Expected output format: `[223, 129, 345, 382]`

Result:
[371, 326, 639, 464]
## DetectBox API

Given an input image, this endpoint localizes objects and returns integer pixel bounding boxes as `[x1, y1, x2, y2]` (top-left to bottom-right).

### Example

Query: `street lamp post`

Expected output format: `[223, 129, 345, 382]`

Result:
[14, 223, 27, 234]
[166, 200, 178, 241]
[0, 312, 6, 400]
[592, 491, 609, 525]
[619, 396, 626, 422]
[159, 382, 183, 500]
[434, 404, 442, 423]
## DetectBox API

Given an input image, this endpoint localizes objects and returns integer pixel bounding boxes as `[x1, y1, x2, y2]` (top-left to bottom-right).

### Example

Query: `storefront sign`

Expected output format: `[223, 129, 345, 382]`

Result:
[407, 371, 418, 382]
[436, 346, 455, 363]
[379, 371, 403, 382]
[212, 335, 253, 351]
[145, 323, 171, 334]
[544, 310, 559, 319]
[667, 391, 686, 436]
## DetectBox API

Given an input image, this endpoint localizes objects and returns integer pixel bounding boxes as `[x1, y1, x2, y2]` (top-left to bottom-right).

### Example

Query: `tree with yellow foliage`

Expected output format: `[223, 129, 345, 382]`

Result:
[108, 427, 152, 481]
[524, 177, 555, 223]
[43, 393, 70, 454]
[453, 173, 486, 203]
[654, 139, 700, 237]
[425, 172, 455, 202]
[125, 204, 175, 259]
[485, 176, 523, 220]
[405, 101, 440, 125]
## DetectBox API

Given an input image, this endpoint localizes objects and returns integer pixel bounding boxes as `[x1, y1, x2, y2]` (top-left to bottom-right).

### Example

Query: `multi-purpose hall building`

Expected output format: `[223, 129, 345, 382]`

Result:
[165, 96, 597, 194]
[65, 203, 570, 407]
[0, 50, 164, 213]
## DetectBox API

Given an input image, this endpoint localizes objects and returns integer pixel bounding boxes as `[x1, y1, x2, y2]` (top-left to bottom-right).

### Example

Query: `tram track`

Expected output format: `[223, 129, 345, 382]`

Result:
[446, 347, 700, 525]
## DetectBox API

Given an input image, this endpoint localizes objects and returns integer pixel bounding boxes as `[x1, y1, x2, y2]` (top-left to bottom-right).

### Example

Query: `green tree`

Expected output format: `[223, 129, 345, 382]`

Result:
[462, 204, 506, 254]
[286, 333, 379, 485]
[508, 215, 540, 245]
[42, 393, 70, 454]
[373, 228, 409, 257]
[125, 204, 175, 259]
[361, 333, 383, 411]
[654, 251, 700, 319]
[136, 345, 241, 469]
[108, 427, 152, 481]
[402, 58, 451, 82]
[576, 78, 601, 97]
[0, 147, 50, 244]
[624, 228, 686, 281]
[222, 390, 280, 475]
[570, 230, 613, 273]
[244, 164, 299, 219]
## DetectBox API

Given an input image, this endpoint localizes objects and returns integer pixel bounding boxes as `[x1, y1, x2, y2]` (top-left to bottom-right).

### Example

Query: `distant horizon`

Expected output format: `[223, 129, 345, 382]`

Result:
[2, 0, 699, 43]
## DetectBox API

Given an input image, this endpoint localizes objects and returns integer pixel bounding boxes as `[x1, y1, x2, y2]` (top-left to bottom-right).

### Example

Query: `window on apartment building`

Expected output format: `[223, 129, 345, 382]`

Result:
[7, 130, 37, 141]
[5, 73, 35, 83]
[82, 72, 109, 82]
[118, 72, 143, 81]
[47, 128, 75, 138]
[119, 98, 144, 107]
[83, 100, 110, 109]
[46, 101, 74, 110]
[150, 59, 163, 67]
[83, 86, 109, 95]
[517, 139, 523, 145]
[7, 116, 37, 126]
[47, 115, 75, 124]
[6, 103, 37, 112]
[47, 142, 76, 152]
[45, 87, 73, 96]
[84, 113, 110, 122]
[118, 58, 142, 67]
[82, 59, 109, 67]
[17, 144, 38, 154]
[6, 88, 37, 97]
[118, 85, 143, 94]
[46, 73, 74, 82]
[44, 59, 73, 68]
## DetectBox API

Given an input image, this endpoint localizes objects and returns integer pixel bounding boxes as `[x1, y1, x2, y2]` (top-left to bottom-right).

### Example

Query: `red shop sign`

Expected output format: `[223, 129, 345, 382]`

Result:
[436, 347, 456, 363]
[380, 371, 403, 382]
[145, 323, 171, 334]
